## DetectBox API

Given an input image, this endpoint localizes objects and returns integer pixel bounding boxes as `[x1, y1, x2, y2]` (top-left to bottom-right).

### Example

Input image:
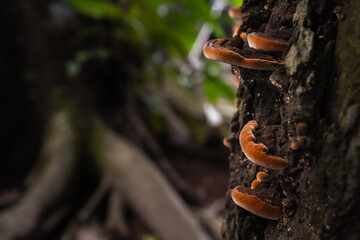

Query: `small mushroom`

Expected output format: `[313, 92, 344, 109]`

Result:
[231, 186, 283, 220]
[232, 23, 241, 38]
[295, 122, 308, 135]
[203, 38, 284, 70]
[251, 179, 261, 189]
[269, 69, 287, 89]
[247, 32, 289, 52]
[239, 120, 289, 170]
[223, 137, 231, 148]
[290, 136, 307, 150]
[251, 171, 270, 189]
[264, 4, 271, 10]
[228, 7, 244, 20]
[240, 32, 248, 42]
[256, 171, 270, 182]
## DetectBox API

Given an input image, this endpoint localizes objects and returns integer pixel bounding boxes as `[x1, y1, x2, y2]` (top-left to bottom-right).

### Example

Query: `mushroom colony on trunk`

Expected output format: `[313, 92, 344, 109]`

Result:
[204, 0, 300, 220]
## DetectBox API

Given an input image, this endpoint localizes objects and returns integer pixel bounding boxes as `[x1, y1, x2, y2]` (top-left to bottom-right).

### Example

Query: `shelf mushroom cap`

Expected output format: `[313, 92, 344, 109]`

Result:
[251, 179, 261, 189]
[228, 7, 244, 20]
[232, 24, 241, 37]
[231, 186, 283, 220]
[203, 38, 284, 70]
[230, 22, 247, 40]
[223, 137, 231, 148]
[247, 32, 289, 52]
[239, 120, 289, 170]
[256, 171, 270, 182]
[239, 32, 248, 42]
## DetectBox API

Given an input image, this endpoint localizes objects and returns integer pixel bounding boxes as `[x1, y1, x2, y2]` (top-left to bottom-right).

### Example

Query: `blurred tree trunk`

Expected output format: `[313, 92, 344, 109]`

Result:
[222, 0, 360, 239]
[1, 1, 218, 239]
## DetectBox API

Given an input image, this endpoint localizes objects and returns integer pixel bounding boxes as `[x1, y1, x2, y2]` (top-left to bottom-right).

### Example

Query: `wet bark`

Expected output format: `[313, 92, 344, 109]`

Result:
[222, 0, 360, 239]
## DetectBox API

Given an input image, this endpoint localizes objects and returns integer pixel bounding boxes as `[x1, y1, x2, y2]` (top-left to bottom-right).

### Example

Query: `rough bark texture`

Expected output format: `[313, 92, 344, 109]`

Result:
[222, 0, 360, 239]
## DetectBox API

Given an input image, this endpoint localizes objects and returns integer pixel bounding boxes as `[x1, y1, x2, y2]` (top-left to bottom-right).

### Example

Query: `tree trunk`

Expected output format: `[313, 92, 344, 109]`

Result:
[222, 0, 360, 239]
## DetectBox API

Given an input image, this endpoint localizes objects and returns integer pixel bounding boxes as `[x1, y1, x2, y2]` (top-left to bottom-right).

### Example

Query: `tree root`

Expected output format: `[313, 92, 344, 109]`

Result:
[93, 119, 212, 240]
[0, 110, 77, 240]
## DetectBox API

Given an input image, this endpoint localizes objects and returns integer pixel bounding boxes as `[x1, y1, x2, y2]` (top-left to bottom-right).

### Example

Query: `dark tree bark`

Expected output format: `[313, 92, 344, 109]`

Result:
[222, 0, 360, 239]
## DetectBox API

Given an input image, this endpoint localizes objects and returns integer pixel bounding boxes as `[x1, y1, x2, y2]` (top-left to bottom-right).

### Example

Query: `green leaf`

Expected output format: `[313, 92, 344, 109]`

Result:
[203, 75, 235, 103]
[210, 21, 226, 38]
[228, 0, 243, 7]
[66, 0, 121, 20]
[179, 0, 212, 21]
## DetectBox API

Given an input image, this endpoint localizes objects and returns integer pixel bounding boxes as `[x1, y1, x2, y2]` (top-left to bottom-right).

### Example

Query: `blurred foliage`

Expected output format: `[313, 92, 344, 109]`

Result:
[228, 0, 243, 6]
[66, 0, 229, 56]
[202, 61, 235, 103]
[141, 234, 158, 240]
[203, 75, 235, 103]
[66, 0, 242, 125]
[66, 0, 122, 19]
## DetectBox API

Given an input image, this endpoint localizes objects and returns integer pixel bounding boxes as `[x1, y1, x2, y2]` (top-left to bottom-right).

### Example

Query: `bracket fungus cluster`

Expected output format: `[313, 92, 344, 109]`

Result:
[202, 0, 295, 221]
[203, 39, 284, 71]
[230, 120, 288, 220]
[203, 1, 291, 87]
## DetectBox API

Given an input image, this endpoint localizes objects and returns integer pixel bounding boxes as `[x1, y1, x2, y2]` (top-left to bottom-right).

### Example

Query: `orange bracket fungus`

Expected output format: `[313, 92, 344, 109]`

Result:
[231, 185, 283, 220]
[223, 137, 231, 149]
[256, 171, 270, 182]
[203, 38, 284, 70]
[228, 7, 245, 20]
[239, 120, 289, 170]
[247, 32, 289, 52]
[239, 32, 248, 42]
[251, 171, 270, 189]
[290, 136, 307, 150]
[251, 179, 261, 189]
[232, 24, 241, 38]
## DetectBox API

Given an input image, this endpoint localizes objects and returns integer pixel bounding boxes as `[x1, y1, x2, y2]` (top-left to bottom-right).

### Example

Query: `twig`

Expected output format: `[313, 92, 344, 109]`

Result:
[61, 174, 111, 240]
[78, 174, 111, 221]
[105, 183, 129, 237]
[128, 111, 199, 204]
